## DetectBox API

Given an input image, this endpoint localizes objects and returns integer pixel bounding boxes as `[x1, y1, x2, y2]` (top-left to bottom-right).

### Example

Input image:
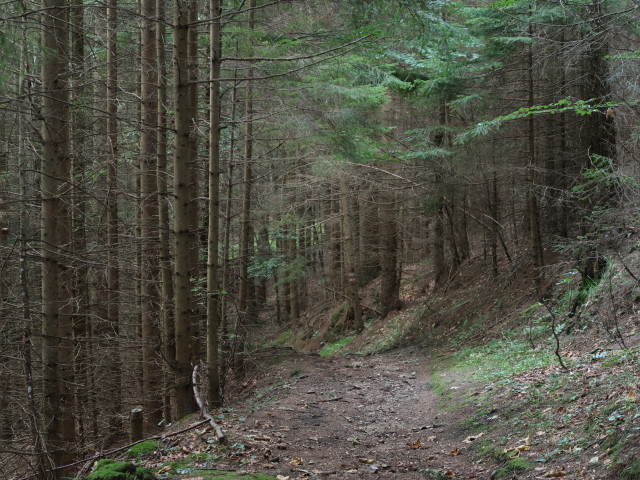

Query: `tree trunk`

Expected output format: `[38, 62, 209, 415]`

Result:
[156, 0, 174, 424]
[379, 190, 400, 316]
[237, 0, 257, 370]
[432, 104, 447, 287]
[207, 0, 223, 407]
[358, 189, 380, 284]
[187, 0, 202, 360]
[339, 176, 363, 331]
[140, 0, 163, 432]
[173, 0, 197, 418]
[527, 23, 544, 284]
[41, 0, 74, 473]
[106, 0, 122, 431]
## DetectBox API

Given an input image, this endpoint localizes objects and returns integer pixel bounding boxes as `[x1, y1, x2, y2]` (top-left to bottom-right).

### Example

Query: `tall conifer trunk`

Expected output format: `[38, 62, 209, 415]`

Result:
[157, 0, 174, 424]
[237, 0, 256, 371]
[173, 0, 197, 418]
[527, 21, 544, 283]
[140, 0, 163, 431]
[207, 0, 223, 407]
[41, 0, 74, 474]
[339, 176, 363, 331]
[106, 0, 122, 429]
[379, 190, 400, 316]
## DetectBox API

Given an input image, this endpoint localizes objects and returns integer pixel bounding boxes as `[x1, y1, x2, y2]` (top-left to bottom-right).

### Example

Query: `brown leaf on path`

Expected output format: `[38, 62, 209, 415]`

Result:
[543, 468, 568, 477]
[503, 444, 530, 454]
[358, 457, 376, 464]
[406, 439, 422, 449]
[289, 456, 303, 466]
[462, 432, 484, 443]
[450, 447, 462, 456]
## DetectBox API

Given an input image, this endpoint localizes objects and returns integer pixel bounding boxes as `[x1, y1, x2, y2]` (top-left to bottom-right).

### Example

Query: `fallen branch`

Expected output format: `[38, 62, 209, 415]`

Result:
[192, 365, 226, 443]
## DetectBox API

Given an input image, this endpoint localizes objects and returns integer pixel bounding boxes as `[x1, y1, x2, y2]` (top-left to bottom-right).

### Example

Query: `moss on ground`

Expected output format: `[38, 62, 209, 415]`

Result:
[126, 440, 159, 458]
[84, 459, 156, 480]
[493, 457, 531, 479]
[319, 335, 355, 357]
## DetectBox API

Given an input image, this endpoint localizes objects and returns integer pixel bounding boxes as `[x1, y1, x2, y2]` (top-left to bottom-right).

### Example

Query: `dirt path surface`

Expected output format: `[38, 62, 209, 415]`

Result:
[220, 348, 487, 479]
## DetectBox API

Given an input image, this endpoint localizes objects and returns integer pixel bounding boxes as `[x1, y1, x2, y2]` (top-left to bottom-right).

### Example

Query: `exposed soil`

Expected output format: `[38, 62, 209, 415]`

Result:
[172, 347, 489, 480]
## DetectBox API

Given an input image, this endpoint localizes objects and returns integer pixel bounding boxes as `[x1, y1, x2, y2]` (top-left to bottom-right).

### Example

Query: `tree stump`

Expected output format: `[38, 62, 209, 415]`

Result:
[130, 408, 143, 442]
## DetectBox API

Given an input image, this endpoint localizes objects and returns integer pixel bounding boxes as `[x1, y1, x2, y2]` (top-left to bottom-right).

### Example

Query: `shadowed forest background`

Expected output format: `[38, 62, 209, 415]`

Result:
[1, 0, 639, 478]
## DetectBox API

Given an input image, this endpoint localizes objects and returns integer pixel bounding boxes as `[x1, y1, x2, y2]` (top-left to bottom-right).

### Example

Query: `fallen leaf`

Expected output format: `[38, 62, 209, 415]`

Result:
[628, 390, 636, 401]
[157, 466, 171, 474]
[463, 433, 484, 443]
[427, 436, 437, 441]
[503, 444, 531, 455]
[358, 457, 376, 464]
[290, 457, 303, 466]
[276, 476, 290, 480]
[543, 469, 568, 477]
[406, 440, 422, 449]
[450, 447, 461, 456]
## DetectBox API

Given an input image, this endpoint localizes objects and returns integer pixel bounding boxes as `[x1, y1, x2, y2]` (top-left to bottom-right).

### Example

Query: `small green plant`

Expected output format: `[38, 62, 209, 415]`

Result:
[452, 334, 555, 383]
[479, 445, 509, 463]
[319, 335, 355, 357]
[126, 440, 159, 458]
[493, 457, 531, 479]
[84, 459, 156, 480]
[619, 458, 640, 480]
[273, 330, 292, 346]
[360, 320, 406, 355]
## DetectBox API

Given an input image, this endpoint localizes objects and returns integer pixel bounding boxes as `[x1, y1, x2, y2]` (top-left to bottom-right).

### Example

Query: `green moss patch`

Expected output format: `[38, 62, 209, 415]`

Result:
[126, 440, 159, 458]
[319, 335, 355, 357]
[493, 457, 531, 479]
[84, 459, 156, 480]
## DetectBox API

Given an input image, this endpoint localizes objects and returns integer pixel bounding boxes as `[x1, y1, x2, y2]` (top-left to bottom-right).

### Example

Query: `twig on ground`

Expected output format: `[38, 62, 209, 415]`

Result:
[540, 300, 569, 371]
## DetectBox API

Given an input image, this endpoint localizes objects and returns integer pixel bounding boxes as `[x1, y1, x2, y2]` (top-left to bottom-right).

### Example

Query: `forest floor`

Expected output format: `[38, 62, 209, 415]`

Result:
[142, 338, 639, 480]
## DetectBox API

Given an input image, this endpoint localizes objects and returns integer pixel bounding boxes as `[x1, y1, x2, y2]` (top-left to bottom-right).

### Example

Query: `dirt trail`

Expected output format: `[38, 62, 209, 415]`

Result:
[221, 348, 488, 479]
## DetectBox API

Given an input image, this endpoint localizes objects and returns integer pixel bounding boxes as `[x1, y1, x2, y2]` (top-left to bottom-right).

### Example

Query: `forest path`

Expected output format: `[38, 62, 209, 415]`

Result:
[206, 348, 490, 479]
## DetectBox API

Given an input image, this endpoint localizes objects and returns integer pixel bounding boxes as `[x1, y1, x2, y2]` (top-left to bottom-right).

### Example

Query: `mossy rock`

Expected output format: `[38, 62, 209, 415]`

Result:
[126, 440, 159, 458]
[84, 459, 156, 480]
